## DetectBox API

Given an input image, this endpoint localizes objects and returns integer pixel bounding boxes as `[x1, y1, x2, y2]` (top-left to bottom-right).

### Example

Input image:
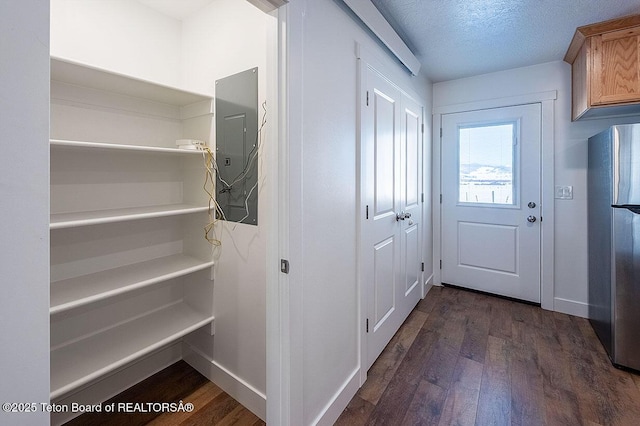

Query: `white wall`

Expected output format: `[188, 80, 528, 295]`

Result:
[181, 0, 268, 93]
[285, 0, 431, 423]
[0, 1, 50, 425]
[181, 0, 269, 415]
[433, 60, 640, 317]
[51, 0, 182, 86]
[424, 82, 434, 281]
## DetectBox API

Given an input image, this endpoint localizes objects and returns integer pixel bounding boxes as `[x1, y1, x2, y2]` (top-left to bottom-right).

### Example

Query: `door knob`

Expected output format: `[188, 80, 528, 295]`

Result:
[528, 201, 536, 208]
[527, 215, 537, 223]
[396, 211, 407, 221]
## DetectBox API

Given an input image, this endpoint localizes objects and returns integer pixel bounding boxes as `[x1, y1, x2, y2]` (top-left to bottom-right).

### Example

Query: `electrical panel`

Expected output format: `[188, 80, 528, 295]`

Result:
[215, 68, 259, 225]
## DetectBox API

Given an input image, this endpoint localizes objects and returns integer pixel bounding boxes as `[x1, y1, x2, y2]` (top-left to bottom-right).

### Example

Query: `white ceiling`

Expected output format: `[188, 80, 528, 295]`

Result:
[136, 0, 216, 20]
[370, 0, 640, 82]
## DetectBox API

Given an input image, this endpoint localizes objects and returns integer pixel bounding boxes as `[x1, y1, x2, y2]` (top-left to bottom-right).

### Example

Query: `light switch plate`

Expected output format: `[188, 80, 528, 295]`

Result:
[555, 185, 573, 200]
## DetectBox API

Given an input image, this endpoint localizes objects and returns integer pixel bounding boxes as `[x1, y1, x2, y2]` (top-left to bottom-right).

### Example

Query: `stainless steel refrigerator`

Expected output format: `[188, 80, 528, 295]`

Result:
[588, 123, 640, 371]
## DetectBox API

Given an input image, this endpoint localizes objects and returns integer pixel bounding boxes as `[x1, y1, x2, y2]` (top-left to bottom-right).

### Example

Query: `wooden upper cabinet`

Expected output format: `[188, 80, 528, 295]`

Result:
[592, 27, 640, 105]
[565, 15, 640, 120]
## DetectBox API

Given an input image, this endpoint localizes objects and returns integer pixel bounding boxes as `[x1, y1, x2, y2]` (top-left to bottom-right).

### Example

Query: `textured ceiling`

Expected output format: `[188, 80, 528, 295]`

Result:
[370, 0, 640, 82]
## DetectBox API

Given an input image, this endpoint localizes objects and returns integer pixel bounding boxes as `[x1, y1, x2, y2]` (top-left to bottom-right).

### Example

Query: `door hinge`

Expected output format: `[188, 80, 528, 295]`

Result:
[440, 128, 443, 138]
[439, 260, 442, 269]
[366, 318, 369, 333]
[366, 205, 369, 219]
[421, 262, 424, 272]
[421, 123, 425, 133]
[440, 194, 442, 204]
[421, 193, 424, 203]
[280, 259, 290, 274]
[366, 91, 369, 106]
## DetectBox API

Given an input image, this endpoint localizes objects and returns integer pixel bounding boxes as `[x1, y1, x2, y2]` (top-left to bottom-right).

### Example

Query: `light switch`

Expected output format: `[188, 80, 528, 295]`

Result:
[555, 185, 573, 200]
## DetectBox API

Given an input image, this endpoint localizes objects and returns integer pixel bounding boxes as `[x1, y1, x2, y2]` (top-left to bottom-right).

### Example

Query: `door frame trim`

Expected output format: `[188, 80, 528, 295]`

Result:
[432, 91, 557, 311]
[268, 3, 303, 425]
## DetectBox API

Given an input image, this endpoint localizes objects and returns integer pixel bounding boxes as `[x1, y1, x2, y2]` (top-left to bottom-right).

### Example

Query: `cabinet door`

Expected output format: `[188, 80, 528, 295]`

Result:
[592, 27, 640, 106]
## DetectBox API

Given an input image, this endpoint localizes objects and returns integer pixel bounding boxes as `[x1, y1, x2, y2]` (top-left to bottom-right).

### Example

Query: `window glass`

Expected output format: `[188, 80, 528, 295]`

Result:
[458, 123, 515, 205]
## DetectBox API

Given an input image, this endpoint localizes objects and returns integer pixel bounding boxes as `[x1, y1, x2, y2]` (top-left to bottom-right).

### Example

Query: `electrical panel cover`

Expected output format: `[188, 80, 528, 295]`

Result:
[215, 68, 259, 225]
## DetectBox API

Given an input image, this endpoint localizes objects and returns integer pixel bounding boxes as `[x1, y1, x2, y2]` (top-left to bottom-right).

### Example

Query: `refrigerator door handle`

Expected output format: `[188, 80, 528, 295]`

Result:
[611, 204, 640, 214]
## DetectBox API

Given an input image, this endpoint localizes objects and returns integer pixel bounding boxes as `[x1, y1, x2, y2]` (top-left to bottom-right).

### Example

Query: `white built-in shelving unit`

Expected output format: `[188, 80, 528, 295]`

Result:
[49, 57, 215, 401]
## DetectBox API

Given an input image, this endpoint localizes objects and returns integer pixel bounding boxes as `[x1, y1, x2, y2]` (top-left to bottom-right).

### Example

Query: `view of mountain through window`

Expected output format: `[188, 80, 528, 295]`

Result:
[458, 122, 515, 205]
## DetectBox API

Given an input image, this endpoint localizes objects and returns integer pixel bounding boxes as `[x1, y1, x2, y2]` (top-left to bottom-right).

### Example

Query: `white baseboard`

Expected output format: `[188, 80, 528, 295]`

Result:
[311, 366, 361, 426]
[182, 343, 266, 421]
[553, 297, 588, 318]
[423, 273, 434, 297]
[51, 343, 182, 426]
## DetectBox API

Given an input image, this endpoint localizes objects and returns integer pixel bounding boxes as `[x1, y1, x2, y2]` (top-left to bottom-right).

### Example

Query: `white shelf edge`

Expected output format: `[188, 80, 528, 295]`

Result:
[50, 304, 214, 400]
[50, 56, 214, 106]
[50, 139, 210, 155]
[50, 257, 215, 315]
[50, 204, 210, 229]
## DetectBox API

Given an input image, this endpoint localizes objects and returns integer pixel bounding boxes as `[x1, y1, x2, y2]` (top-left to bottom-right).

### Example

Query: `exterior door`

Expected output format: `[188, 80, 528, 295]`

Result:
[441, 104, 541, 303]
[362, 64, 423, 369]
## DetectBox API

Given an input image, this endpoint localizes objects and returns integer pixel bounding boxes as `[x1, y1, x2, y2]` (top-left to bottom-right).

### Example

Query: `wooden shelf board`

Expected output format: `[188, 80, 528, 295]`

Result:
[50, 139, 208, 155]
[50, 303, 214, 399]
[50, 254, 214, 314]
[50, 204, 210, 229]
[50, 57, 213, 106]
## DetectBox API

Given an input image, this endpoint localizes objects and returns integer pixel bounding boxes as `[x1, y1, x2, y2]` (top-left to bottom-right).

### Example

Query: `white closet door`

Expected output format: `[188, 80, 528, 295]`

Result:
[361, 64, 423, 369]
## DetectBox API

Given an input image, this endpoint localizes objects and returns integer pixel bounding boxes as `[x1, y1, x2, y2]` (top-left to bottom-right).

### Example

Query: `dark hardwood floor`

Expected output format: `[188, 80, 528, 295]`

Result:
[66, 285, 640, 426]
[64, 360, 264, 426]
[336, 285, 640, 426]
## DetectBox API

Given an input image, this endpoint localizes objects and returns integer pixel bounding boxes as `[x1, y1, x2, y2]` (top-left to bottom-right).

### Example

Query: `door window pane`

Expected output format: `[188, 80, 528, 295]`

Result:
[458, 123, 515, 205]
